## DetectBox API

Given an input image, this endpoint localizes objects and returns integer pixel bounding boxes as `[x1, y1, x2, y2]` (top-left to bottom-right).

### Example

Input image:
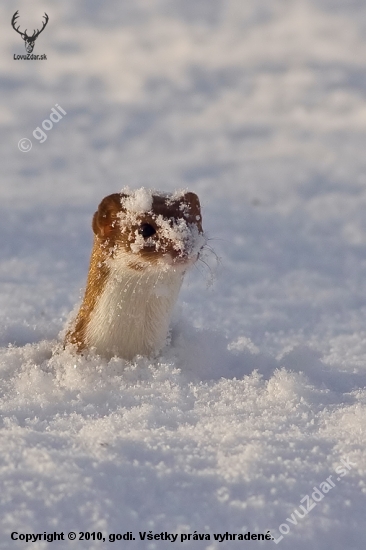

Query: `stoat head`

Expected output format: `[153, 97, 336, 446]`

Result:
[92, 188, 205, 271]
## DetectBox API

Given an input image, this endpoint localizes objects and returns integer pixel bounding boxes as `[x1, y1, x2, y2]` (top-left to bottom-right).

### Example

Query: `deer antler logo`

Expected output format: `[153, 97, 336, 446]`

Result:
[11, 10, 49, 53]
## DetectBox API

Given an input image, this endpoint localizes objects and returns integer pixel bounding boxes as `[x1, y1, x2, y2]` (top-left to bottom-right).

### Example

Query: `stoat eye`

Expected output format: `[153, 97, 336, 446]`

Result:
[138, 223, 156, 239]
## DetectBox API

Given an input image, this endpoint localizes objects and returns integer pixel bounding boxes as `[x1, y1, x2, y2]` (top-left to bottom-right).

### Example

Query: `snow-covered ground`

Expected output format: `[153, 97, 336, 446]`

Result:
[1, 0, 366, 548]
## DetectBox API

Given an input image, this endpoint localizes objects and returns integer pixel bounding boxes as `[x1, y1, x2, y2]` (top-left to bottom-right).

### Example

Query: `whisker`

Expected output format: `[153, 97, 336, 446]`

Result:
[202, 244, 221, 266]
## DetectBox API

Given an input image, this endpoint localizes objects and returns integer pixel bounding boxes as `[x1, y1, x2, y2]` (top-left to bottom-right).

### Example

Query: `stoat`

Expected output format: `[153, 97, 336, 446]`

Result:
[65, 188, 205, 360]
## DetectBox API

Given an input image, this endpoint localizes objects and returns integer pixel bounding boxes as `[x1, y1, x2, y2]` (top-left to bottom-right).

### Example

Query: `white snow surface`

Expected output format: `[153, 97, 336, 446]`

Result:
[1, 0, 366, 548]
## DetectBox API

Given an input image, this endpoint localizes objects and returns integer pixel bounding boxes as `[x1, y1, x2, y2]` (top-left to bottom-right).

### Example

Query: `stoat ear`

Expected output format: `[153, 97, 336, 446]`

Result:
[181, 192, 203, 233]
[92, 194, 123, 238]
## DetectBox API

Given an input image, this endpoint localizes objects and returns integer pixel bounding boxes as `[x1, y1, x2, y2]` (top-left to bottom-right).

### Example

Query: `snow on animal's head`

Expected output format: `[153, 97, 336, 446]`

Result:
[92, 188, 205, 271]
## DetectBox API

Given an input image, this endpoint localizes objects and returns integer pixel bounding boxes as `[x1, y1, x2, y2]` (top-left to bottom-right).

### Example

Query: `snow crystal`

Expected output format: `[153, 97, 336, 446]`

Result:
[120, 187, 153, 214]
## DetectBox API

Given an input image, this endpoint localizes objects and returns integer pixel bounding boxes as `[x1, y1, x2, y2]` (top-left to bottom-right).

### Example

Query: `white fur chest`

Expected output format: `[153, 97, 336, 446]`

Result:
[84, 260, 185, 360]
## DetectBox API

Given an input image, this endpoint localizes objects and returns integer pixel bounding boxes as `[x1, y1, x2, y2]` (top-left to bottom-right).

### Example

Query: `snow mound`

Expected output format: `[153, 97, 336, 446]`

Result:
[1, 327, 366, 549]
